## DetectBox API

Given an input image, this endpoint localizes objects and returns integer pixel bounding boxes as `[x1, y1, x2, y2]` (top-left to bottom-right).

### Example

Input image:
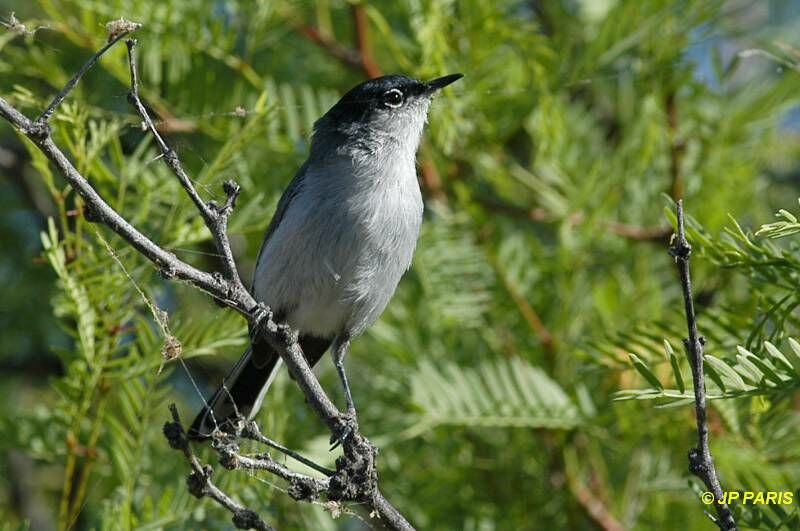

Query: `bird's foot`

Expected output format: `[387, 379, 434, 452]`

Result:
[329, 408, 358, 451]
[249, 303, 272, 341]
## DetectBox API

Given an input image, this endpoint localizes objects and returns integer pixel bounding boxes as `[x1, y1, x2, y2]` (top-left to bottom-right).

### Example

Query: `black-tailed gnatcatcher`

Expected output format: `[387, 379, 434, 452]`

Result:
[190, 73, 463, 440]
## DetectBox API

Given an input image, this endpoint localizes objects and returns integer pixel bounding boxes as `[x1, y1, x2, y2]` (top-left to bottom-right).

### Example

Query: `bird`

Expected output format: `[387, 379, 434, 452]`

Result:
[189, 72, 463, 441]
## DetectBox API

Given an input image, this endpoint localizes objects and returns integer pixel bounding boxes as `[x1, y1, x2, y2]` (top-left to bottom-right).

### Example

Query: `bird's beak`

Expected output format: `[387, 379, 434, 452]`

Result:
[424, 73, 463, 94]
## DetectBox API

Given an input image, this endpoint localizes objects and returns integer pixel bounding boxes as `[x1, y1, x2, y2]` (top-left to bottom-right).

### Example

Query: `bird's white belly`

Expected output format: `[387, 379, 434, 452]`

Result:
[283, 264, 352, 337]
[253, 176, 422, 339]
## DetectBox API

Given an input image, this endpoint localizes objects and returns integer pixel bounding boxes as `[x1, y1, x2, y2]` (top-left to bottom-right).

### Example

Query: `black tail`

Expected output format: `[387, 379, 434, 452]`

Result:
[189, 335, 331, 439]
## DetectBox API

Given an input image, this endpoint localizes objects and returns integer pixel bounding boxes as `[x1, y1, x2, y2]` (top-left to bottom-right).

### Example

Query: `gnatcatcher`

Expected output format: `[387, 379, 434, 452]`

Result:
[190, 73, 463, 440]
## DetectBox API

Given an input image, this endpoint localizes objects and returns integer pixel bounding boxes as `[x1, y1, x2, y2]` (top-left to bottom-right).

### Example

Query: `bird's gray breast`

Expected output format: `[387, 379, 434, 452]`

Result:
[252, 156, 423, 339]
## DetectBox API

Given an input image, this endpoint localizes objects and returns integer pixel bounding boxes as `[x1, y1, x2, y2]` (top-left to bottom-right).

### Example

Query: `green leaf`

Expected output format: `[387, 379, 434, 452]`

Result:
[629, 353, 663, 390]
[664, 340, 685, 394]
[786, 338, 800, 373]
[735, 346, 766, 384]
[704, 355, 748, 392]
[764, 341, 796, 375]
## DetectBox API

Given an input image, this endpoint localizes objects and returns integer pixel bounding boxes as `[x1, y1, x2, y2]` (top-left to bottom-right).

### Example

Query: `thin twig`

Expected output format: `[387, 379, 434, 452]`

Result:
[36, 20, 141, 124]
[241, 421, 336, 477]
[566, 472, 624, 531]
[125, 40, 212, 221]
[479, 198, 671, 242]
[666, 91, 685, 201]
[493, 257, 555, 355]
[204, 424, 330, 502]
[602, 219, 671, 242]
[226, 452, 328, 491]
[126, 39, 243, 285]
[351, 3, 382, 78]
[669, 200, 736, 531]
[418, 155, 448, 203]
[292, 22, 363, 71]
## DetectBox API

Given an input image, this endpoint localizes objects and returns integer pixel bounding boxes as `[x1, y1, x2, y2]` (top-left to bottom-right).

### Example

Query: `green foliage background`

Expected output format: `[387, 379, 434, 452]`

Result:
[1, 0, 800, 529]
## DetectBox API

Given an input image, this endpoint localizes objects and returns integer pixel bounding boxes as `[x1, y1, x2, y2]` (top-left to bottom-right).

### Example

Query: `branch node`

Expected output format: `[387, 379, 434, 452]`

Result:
[82, 202, 103, 223]
[275, 321, 297, 346]
[688, 447, 705, 475]
[223, 179, 241, 210]
[164, 150, 180, 167]
[163, 420, 187, 450]
[232, 508, 265, 530]
[159, 265, 177, 280]
[329, 436, 378, 502]
[669, 239, 691, 260]
[214, 437, 242, 470]
[288, 477, 325, 502]
[187, 466, 211, 498]
[26, 120, 50, 139]
[106, 19, 142, 43]
[669, 199, 692, 260]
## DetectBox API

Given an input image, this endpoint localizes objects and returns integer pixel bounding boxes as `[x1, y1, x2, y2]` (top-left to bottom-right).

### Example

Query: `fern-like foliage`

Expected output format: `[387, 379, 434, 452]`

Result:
[400, 358, 582, 438]
[617, 338, 800, 404]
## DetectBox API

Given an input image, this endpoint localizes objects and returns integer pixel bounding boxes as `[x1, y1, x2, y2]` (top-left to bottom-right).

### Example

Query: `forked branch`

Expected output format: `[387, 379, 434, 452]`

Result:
[0, 21, 413, 531]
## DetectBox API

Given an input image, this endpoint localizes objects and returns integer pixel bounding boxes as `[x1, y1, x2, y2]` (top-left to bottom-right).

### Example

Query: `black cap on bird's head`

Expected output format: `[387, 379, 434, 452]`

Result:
[315, 73, 463, 137]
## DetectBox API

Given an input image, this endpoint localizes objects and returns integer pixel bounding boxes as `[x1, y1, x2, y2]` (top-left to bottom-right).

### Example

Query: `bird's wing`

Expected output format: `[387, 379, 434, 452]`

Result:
[248, 161, 312, 366]
[250, 159, 309, 292]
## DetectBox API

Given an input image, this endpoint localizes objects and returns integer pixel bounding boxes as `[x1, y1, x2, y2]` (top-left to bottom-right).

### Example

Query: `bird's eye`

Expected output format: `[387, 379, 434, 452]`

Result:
[383, 88, 404, 108]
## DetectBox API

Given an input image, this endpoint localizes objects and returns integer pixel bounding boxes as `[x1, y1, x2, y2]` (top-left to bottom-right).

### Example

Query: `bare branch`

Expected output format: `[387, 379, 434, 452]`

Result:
[212, 434, 329, 502]
[666, 91, 685, 201]
[351, 3, 382, 78]
[566, 471, 624, 531]
[0, 97, 239, 307]
[291, 22, 363, 72]
[493, 256, 555, 354]
[37, 20, 141, 124]
[125, 39, 242, 284]
[477, 197, 671, 243]
[669, 200, 737, 531]
[163, 405, 275, 531]
[241, 421, 336, 477]
[0, 26, 415, 531]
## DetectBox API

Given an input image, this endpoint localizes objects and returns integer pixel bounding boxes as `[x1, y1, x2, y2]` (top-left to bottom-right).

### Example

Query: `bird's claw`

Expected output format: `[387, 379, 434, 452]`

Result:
[329, 409, 358, 451]
[249, 303, 271, 341]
